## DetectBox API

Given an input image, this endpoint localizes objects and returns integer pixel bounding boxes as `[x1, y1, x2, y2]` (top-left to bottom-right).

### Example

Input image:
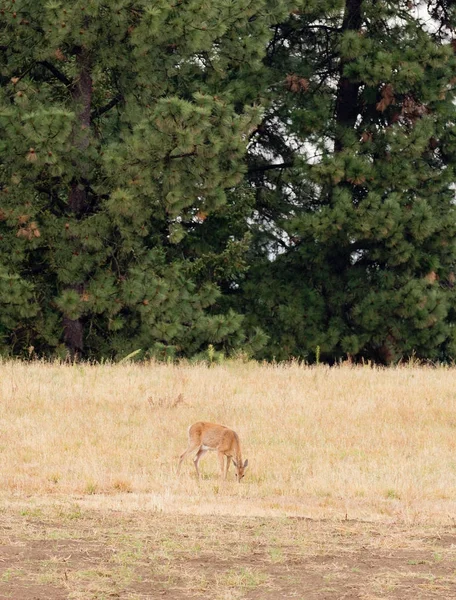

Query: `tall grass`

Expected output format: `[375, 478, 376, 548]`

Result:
[1, 359, 456, 522]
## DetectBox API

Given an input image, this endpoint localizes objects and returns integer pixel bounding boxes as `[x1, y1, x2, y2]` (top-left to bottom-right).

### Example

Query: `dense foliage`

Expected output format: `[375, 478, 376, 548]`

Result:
[1, 0, 456, 363]
[240, 0, 456, 363]
[0, 0, 285, 359]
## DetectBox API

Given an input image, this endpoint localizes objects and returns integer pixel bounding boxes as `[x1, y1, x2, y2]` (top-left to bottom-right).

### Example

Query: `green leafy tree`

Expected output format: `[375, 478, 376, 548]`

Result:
[0, 0, 286, 359]
[242, 0, 456, 363]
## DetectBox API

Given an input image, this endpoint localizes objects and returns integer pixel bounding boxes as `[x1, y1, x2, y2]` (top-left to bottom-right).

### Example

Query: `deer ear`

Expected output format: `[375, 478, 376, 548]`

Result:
[232, 459, 238, 467]
[243, 459, 249, 469]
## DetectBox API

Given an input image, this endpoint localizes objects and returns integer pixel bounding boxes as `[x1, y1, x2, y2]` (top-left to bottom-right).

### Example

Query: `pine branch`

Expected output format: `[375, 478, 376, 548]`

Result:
[92, 93, 123, 119]
[168, 149, 198, 160]
[247, 161, 294, 174]
[39, 61, 72, 87]
[305, 24, 341, 33]
[250, 124, 296, 163]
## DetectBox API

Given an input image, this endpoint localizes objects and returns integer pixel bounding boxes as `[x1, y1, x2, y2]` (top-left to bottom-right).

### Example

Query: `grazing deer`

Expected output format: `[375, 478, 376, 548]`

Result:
[177, 421, 248, 482]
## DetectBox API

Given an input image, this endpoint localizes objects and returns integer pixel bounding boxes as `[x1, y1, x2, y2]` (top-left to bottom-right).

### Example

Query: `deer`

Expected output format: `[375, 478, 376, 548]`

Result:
[177, 421, 248, 482]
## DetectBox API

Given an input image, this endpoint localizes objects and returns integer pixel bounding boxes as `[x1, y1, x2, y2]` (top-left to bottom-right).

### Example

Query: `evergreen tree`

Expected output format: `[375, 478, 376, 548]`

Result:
[0, 0, 286, 359]
[242, 0, 456, 363]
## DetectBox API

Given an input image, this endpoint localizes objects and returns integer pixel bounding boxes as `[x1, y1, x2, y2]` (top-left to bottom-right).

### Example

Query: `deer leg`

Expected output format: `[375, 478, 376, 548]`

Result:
[177, 440, 200, 475]
[193, 447, 208, 479]
[218, 451, 228, 480]
[224, 454, 231, 480]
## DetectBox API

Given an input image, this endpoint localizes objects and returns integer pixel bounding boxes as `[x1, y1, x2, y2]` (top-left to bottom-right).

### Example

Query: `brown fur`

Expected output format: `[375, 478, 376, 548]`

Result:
[177, 421, 248, 481]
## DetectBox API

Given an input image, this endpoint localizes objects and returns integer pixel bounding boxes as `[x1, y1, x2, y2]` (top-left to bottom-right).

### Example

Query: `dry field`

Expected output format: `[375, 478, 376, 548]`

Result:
[1, 360, 456, 598]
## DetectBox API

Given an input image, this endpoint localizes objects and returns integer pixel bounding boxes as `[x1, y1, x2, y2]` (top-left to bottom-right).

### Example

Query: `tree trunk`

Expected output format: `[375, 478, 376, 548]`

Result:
[334, 0, 363, 152]
[63, 47, 92, 361]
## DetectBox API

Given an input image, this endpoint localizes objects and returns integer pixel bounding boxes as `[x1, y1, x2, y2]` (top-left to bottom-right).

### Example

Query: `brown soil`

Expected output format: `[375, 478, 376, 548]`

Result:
[1, 506, 456, 599]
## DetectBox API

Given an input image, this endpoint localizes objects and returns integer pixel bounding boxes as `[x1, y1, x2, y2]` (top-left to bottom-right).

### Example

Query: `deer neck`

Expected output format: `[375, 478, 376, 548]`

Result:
[233, 438, 243, 464]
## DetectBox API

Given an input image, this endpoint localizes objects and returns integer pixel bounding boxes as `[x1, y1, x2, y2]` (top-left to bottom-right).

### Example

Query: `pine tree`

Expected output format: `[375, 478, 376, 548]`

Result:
[242, 0, 456, 363]
[0, 0, 286, 359]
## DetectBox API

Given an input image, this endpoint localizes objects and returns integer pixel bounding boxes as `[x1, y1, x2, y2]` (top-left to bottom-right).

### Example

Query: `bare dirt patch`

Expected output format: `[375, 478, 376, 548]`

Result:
[1, 502, 456, 599]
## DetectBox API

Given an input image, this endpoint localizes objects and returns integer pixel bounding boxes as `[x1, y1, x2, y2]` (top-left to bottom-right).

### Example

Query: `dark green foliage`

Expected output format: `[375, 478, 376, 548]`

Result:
[2, 0, 456, 363]
[242, 0, 456, 363]
[0, 0, 287, 359]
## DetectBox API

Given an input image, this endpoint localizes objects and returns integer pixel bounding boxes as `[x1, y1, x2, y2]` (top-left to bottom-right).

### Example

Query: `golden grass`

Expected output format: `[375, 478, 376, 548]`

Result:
[1, 359, 456, 523]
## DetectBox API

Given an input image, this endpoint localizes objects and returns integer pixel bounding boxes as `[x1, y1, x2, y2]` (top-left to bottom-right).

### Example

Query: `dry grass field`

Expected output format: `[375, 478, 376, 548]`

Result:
[1, 360, 456, 599]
